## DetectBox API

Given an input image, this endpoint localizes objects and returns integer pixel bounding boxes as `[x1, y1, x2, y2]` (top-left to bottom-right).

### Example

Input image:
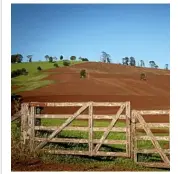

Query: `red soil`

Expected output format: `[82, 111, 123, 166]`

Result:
[17, 62, 169, 122]
[11, 85, 22, 91]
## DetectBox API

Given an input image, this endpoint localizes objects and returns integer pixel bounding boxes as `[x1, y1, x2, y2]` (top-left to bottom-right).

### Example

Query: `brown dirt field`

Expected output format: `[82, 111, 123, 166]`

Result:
[17, 62, 169, 123]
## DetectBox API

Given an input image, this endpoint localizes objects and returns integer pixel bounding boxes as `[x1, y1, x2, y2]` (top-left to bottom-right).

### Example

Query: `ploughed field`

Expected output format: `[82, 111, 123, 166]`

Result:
[18, 62, 169, 123]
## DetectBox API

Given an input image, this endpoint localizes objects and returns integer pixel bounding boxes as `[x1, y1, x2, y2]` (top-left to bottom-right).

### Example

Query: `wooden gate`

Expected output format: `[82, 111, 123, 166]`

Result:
[21, 101, 131, 158]
[131, 110, 170, 168]
[20, 102, 170, 168]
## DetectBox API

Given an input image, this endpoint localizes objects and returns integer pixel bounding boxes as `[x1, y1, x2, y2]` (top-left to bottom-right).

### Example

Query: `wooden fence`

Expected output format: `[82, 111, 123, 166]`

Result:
[20, 101, 170, 169]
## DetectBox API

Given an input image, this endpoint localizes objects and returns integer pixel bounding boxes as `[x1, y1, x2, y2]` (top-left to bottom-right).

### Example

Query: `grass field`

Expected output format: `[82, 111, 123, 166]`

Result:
[11, 60, 83, 93]
[12, 118, 169, 171]
[40, 118, 168, 150]
[11, 119, 167, 171]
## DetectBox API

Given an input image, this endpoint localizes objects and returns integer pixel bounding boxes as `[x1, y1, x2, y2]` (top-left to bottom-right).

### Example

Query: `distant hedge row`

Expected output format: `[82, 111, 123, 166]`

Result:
[11, 68, 28, 78]
[80, 58, 89, 61]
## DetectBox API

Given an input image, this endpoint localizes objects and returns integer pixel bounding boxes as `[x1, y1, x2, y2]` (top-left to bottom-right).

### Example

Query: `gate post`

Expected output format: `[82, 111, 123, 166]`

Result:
[88, 101, 93, 156]
[21, 103, 30, 146]
[29, 106, 35, 152]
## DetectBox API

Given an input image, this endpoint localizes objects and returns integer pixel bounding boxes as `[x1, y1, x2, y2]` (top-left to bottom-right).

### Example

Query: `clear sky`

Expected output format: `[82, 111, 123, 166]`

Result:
[11, 4, 170, 68]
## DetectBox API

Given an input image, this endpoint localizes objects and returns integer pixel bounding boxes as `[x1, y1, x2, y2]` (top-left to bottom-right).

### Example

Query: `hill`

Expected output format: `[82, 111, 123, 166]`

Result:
[14, 62, 170, 110]
[11, 60, 83, 93]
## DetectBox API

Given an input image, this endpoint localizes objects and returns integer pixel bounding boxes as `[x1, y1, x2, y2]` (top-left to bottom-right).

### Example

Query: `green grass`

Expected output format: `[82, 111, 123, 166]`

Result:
[11, 120, 168, 171]
[41, 118, 126, 127]
[11, 120, 21, 140]
[11, 60, 83, 93]
[11, 60, 83, 73]
[39, 118, 169, 164]
[39, 153, 165, 171]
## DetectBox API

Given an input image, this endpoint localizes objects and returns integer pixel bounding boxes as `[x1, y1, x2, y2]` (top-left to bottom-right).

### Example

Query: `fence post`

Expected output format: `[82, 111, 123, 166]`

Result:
[126, 101, 131, 157]
[21, 103, 30, 146]
[29, 106, 35, 152]
[88, 102, 93, 156]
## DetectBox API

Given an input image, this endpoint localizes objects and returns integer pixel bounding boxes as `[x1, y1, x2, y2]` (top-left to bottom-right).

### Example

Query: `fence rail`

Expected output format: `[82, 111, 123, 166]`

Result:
[20, 101, 170, 169]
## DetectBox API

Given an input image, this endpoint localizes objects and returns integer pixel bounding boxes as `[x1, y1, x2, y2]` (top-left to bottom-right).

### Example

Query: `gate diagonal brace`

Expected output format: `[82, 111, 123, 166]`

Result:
[93, 104, 126, 153]
[135, 111, 169, 164]
[35, 103, 90, 151]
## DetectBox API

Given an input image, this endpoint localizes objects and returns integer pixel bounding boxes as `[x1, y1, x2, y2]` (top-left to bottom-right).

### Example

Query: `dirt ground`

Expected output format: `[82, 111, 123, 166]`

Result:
[11, 158, 160, 171]
[17, 62, 169, 122]
[11, 62, 170, 171]
[12, 159, 90, 172]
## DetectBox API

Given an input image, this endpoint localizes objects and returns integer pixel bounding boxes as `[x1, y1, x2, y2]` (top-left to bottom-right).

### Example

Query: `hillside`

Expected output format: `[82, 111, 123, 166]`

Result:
[16, 62, 170, 110]
[11, 60, 83, 93]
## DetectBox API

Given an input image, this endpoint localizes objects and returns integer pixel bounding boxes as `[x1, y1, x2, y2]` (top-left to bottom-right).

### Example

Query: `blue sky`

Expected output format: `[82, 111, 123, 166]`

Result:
[11, 4, 170, 68]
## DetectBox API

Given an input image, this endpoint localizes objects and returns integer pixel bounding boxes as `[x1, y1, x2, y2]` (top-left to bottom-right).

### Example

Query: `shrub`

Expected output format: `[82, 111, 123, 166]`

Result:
[140, 73, 146, 80]
[63, 60, 70, 66]
[82, 58, 89, 61]
[80, 69, 86, 78]
[24, 71, 28, 75]
[11, 70, 17, 78]
[11, 68, 28, 78]
[16, 69, 22, 76]
[79, 57, 89, 61]
[37, 66, 42, 71]
[54, 63, 59, 68]
[21, 68, 27, 75]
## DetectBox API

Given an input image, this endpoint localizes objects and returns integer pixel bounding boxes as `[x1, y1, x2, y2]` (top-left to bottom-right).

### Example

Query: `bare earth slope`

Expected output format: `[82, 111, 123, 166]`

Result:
[19, 62, 169, 111]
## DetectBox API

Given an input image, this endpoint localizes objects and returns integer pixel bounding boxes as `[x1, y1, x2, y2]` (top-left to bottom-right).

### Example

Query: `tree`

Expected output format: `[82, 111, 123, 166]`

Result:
[70, 56, 76, 61]
[129, 57, 136, 66]
[149, 61, 159, 69]
[53, 56, 57, 61]
[140, 60, 145, 67]
[45, 55, 49, 61]
[16, 54, 23, 63]
[11, 54, 23, 63]
[165, 64, 169, 70]
[49, 56, 53, 63]
[60, 55, 63, 60]
[11, 55, 17, 63]
[27, 55, 33, 62]
[122, 57, 129, 65]
[149, 61, 156, 68]
[101, 51, 111, 63]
